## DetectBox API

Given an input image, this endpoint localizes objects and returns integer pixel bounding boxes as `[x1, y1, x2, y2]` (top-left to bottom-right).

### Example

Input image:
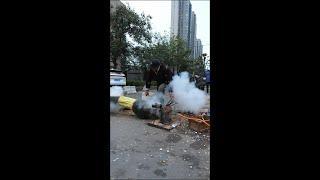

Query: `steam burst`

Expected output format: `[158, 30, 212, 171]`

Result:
[169, 72, 207, 114]
[110, 86, 124, 97]
[143, 92, 164, 108]
[110, 86, 123, 112]
[110, 102, 121, 113]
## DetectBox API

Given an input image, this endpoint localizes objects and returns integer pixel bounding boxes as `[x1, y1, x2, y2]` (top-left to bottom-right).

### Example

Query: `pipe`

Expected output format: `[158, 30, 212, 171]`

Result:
[132, 100, 159, 119]
[110, 95, 159, 119]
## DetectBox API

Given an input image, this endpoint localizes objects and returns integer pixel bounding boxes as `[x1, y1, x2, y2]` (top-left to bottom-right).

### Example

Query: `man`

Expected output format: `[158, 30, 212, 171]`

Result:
[195, 75, 206, 90]
[144, 60, 173, 96]
[205, 70, 210, 93]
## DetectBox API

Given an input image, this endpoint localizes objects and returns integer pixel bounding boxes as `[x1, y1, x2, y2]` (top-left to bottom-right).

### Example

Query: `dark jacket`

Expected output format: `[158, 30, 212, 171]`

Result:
[145, 64, 173, 89]
[195, 76, 206, 89]
[205, 70, 210, 83]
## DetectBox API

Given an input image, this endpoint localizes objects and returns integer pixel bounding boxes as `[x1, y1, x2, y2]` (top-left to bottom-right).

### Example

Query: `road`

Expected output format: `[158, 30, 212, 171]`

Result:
[110, 91, 211, 179]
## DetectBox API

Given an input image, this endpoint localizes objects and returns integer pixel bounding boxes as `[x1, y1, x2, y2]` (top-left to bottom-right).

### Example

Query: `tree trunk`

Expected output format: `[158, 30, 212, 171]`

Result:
[116, 56, 121, 70]
[112, 57, 117, 69]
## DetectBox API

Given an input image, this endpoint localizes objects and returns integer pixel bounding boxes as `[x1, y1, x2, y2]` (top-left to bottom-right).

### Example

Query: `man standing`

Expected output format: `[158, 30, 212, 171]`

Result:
[205, 70, 210, 93]
[144, 60, 173, 96]
[194, 74, 206, 90]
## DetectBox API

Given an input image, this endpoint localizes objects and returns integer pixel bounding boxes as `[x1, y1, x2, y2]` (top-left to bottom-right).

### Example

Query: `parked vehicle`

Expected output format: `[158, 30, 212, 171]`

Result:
[110, 69, 126, 86]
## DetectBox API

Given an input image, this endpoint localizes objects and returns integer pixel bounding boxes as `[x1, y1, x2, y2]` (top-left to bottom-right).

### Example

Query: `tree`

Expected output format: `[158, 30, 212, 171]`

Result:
[135, 33, 192, 74]
[110, 5, 152, 70]
[171, 37, 192, 73]
[132, 33, 170, 70]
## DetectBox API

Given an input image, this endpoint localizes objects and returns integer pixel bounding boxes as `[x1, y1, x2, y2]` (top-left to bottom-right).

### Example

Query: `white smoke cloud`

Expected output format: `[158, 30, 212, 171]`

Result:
[110, 86, 124, 97]
[144, 92, 164, 108]
[110, 86, 123, 113]
[110, 102, 121, 113]
[135, 92, 164, 110]
[169, 72, 207, 114]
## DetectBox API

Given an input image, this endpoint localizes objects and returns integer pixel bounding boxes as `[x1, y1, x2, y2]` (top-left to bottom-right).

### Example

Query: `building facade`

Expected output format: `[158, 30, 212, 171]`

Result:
[189, 11, 196, 59]
[194, 39, 203, 59]
[171, 0, 200, 60]
[170, 0, 179, 37]
[171, 0, 192, 47]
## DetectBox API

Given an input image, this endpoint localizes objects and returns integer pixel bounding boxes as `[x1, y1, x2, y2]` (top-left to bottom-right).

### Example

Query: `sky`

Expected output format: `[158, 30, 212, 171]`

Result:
[120, 0, 210, 58]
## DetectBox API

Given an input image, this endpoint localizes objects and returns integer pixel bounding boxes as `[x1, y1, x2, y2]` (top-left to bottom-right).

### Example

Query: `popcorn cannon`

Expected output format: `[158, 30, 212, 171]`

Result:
[151, 103, 172, 125]
[111, 95, 180, 130]
[110, 95, 158, 119]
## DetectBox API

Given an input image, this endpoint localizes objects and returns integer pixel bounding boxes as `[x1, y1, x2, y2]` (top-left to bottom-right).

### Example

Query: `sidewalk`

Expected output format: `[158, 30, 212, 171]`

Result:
[110, 111, 210, 179]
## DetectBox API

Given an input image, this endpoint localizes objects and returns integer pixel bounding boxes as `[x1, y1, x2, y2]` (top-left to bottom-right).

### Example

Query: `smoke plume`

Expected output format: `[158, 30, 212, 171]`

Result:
[110, 86, 124, 97]
[143, 92, 164, 108]
[110, 86, 124, 113]
[110, 102, 121, 113]
[169, 72, 207, 114]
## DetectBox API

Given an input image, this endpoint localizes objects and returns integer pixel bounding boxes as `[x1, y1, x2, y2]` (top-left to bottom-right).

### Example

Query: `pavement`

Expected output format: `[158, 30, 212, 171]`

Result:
[110, 91, 211, 180]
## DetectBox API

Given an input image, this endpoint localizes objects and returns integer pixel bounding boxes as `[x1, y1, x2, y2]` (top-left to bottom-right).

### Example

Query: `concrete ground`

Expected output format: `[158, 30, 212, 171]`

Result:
[110, 91, 211, 179]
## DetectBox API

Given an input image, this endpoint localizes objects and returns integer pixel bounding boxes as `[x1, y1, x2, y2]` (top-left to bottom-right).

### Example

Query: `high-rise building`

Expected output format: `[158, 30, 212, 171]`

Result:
[200, 40, 203, 58]
[194, 39, 203, 59]
[189, 11, 196, 59]
[170, 0, 179, 37]
[194, 39, 198, 58]
[187, 3, 192, 47]
[171, 0, 200, 60]
[170, 0, 192, 47]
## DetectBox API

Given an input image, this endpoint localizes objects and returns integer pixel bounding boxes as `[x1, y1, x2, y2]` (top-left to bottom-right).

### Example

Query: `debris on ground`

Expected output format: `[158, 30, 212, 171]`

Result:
[112, 158, 119, 162]
[157, 160, 168, 166]
[153, 169, 167, 177]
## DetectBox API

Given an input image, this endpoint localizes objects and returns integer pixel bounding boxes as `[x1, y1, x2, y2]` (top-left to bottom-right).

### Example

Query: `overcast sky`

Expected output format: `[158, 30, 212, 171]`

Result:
[120, 0, 210, 58]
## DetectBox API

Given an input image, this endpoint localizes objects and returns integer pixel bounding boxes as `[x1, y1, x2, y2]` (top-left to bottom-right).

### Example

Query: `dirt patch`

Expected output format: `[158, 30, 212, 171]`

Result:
[190, 138, 209, 150]
[137, 163, 150, 170]
[181, 154, 200, 168]
[168, 151, 176, 157]
[157, 160, 168, 166]
[165, 133, 182, 143]
[175, 121, 211, 137]
[153, 169, 167, 177]
[153, 140, 168, 149]
[112, 168, 126, 178]
[110, 141, 117, 149]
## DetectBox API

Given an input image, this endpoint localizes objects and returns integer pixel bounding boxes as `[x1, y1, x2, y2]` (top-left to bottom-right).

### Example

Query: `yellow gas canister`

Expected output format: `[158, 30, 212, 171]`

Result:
[118, 96, 136, 110]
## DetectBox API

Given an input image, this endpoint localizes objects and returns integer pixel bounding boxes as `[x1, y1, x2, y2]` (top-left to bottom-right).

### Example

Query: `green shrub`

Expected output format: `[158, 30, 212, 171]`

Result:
[151, 81, 157, 86]
[126, 80, 157, 87]
[126, 80, 144, 86]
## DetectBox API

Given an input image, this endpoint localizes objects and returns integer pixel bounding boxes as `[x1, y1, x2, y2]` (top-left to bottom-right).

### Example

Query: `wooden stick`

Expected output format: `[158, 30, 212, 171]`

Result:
[178, 113, 210, 127]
